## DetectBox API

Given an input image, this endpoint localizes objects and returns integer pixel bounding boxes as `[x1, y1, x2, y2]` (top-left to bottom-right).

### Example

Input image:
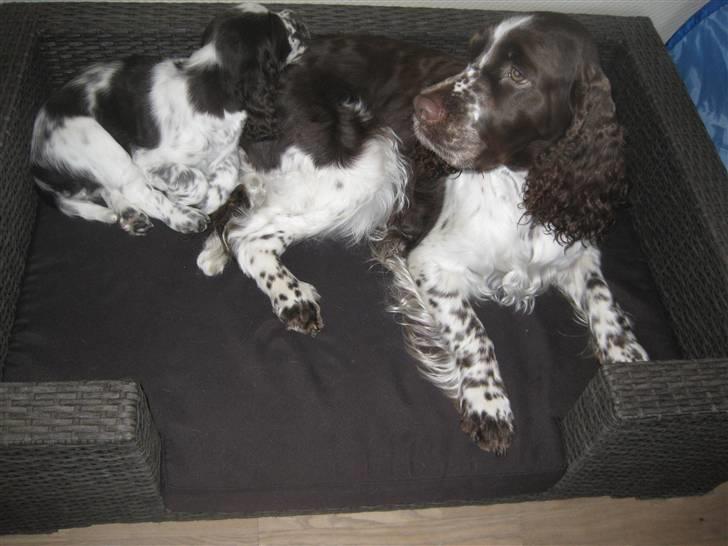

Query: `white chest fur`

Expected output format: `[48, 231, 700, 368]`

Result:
[414, 167, 585, 309]
[243, 129, 407, 243]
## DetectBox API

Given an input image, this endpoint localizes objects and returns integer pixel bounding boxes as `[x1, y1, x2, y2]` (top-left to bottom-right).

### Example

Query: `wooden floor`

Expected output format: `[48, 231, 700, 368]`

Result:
[3, 482, 726, 545]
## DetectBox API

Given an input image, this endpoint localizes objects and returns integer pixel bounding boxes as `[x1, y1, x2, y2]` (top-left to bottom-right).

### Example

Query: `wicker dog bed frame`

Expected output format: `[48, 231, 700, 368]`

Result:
[0, 2, 726, 534]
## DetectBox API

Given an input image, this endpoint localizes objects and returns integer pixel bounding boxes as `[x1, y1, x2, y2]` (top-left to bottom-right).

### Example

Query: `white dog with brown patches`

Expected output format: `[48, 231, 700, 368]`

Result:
[379, 12, 648, 453]
[31, 4, 307, 235]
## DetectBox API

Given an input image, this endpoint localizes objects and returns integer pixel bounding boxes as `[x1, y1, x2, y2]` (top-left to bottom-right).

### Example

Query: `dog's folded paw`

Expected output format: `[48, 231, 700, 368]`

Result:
[119, 208, 153, 236]
[274, 281, 323, 336]
[196, 235, 229, 276]
[600, 335, 649, 364]
[459, 394, 514, 455]
[279, 299, 323, 337]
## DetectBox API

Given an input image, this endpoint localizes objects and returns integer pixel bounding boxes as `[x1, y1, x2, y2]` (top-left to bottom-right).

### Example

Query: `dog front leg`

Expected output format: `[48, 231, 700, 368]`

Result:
[403, 250, 515, 453]
[558, 246, 649, 363]
[223, 211, 324, 336]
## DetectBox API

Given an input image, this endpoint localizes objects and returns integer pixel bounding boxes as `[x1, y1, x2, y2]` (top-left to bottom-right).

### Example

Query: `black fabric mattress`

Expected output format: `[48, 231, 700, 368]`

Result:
[5, 199, 679, 515]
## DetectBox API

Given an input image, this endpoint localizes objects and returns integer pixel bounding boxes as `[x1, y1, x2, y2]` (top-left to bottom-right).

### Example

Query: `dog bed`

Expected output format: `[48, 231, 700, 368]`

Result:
[1, 2, 726, 534]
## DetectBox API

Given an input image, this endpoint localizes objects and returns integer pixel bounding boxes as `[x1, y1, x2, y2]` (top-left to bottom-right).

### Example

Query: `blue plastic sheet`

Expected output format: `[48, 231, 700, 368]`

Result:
[667, 0, 728, 168]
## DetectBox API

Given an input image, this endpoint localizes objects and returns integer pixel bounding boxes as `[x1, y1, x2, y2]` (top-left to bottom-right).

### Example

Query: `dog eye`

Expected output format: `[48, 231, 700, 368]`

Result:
[509, 66, 526, 83]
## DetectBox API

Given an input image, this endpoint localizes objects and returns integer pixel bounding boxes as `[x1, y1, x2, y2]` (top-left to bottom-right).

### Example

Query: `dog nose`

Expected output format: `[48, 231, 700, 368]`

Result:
[414, 95, 444, 124]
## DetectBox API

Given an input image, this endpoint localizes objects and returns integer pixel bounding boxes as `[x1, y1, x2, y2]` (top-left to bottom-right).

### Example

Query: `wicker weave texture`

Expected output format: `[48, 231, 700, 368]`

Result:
[0, 5, 637, 371]
[0, 10, 40, 374]
[30, 3, 638, 87]
[558, 360, 728, 498]
[605, 359, 728, 419]
[21, 5, 728, 360]
[0, 381, 164, 534]
[614, 21, 728, 360]
[0, 1, 726, 532]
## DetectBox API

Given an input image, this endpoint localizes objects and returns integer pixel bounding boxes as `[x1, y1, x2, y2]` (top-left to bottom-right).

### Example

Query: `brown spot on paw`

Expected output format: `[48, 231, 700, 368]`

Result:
[279, 300, 323, 337]
[459, 409, 514, 455]
[120, 208, 153, 236]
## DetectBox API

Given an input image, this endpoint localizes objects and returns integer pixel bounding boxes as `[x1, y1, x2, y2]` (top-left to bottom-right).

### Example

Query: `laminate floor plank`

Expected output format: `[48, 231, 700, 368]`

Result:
[2, 482, 725, 546]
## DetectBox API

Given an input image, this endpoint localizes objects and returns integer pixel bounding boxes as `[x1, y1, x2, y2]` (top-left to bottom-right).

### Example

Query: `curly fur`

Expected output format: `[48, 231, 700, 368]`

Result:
[197, 34, 463, 335]
[240, 71, 284, 143]
[385, 12, 648, 454]
[371, 235, 460, 397]
[524, 65, 627, 244]
[30, 4, 304, 235]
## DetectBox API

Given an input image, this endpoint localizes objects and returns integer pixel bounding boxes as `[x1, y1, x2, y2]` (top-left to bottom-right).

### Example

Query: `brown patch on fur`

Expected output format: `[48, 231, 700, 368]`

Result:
[209, 184, 251, 251]
[524, 66, 627, 245]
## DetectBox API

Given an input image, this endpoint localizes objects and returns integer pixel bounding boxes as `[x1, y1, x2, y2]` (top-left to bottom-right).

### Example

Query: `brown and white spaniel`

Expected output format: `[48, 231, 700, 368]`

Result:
[379, 12, 648, 454]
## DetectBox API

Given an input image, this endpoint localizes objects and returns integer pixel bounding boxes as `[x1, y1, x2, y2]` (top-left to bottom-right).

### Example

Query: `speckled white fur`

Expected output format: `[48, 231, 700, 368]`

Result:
[197, 129, 408, 331]
[383, 166, 648, 453]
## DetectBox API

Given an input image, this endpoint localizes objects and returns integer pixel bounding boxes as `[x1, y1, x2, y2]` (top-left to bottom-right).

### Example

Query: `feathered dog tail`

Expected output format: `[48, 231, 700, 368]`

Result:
[371, 236, 460, 398]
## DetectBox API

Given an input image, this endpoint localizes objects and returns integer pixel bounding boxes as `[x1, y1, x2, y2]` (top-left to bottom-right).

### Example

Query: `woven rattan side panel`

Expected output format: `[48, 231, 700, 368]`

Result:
[0, 381, 164, 534]
[31, 2, 478, 90]
[30, 4, 639, 88]
[614, 20, 728, 359]
[556, 360, 728, 498]
[0, 8, 41, 373]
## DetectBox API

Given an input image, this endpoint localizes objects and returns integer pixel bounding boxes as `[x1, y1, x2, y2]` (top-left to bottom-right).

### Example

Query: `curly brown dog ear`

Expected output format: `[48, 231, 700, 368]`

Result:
[390, 12, 647, 453]
[525, 57, 626, 244]
[413, 13, 627, 245]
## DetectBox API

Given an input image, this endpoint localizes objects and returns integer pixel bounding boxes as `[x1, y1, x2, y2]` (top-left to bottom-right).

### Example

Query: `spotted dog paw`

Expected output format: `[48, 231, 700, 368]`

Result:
[600, 335, 649, 364]
[119, 208, 153, 235]
[274, 281, 323, 336]
[280, 300, 323, 336]
[459, 386, 514, 454]
[167, 206, 209, 234]
[196, 234, 229, 277]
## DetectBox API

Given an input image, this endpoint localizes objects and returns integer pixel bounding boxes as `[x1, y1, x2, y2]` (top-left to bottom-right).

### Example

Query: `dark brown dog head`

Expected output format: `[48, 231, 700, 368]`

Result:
[414, 12, 625, 243]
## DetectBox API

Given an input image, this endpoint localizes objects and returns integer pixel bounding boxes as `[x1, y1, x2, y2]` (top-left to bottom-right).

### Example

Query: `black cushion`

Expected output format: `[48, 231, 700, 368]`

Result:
[5, 199, 679, 514]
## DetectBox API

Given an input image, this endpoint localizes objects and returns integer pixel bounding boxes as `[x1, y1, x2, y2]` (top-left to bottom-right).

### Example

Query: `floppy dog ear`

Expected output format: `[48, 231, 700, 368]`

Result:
[523, 62, 626, 245]
[234, 13, 301, 106]
[190, 18, 251, 114]
[238, 45, 285, 136]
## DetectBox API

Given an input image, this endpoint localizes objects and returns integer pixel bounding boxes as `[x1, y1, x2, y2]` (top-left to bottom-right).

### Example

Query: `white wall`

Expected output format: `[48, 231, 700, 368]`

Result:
[2, 0, 708, 41]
